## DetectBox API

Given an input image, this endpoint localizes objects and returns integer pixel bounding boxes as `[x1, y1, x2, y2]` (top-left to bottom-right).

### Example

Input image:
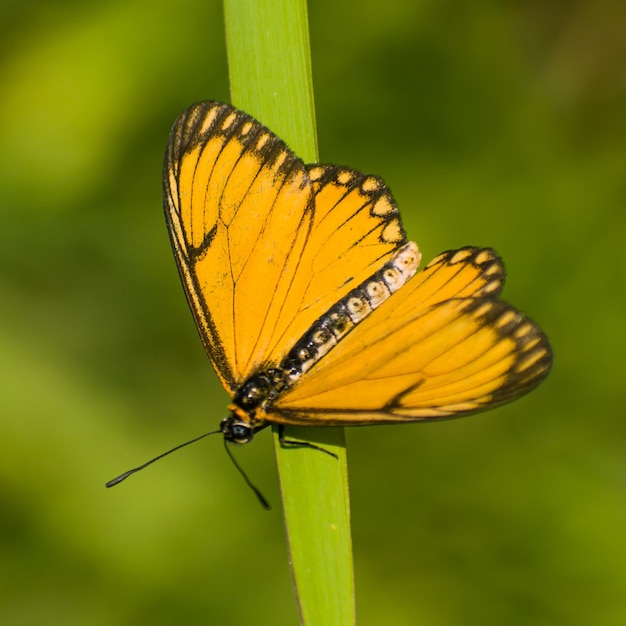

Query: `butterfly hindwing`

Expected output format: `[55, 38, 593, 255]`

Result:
[270, 247, 552, 424]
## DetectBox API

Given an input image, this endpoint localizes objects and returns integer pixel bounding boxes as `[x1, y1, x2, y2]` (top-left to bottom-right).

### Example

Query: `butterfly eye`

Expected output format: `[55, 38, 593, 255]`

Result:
[230, 423, 253, 443]
[221, 417, 254, 444]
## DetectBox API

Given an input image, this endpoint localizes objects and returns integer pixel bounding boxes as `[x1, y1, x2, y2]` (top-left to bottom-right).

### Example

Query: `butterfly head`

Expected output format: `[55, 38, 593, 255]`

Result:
[220, 414, 255, 445]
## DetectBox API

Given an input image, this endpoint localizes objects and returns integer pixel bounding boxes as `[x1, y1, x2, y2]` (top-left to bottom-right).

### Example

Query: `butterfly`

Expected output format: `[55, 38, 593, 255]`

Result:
[159, 100, 552, 451]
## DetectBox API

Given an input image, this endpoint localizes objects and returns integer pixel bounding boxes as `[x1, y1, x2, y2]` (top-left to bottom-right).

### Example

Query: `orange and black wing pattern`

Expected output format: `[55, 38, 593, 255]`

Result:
[164, 102, 410, 392]
[164, 101, 552, 425]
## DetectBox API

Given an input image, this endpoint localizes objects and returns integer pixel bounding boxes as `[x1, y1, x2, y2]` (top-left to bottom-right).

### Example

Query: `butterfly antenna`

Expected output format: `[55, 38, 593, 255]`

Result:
[222, 439, 271, 510]
[105, 429, 222, 488]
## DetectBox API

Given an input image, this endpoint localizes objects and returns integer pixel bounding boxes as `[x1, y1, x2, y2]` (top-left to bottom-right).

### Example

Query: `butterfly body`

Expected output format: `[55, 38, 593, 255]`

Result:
[221, 241, 421, 443]
[163, 101, 552, 446]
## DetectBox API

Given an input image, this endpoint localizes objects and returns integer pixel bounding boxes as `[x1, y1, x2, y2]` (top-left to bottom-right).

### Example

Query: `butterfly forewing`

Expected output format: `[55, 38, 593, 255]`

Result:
[164, 102, 411, 388]
[265, 165, 409, 361]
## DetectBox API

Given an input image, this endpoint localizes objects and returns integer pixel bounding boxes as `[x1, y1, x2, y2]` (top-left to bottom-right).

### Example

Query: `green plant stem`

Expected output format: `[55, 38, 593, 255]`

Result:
[223, 1, 355, 624]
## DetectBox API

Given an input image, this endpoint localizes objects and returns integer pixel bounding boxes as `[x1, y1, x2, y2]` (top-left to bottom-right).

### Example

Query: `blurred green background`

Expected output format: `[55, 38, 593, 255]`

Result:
[1, 1, 625, 624]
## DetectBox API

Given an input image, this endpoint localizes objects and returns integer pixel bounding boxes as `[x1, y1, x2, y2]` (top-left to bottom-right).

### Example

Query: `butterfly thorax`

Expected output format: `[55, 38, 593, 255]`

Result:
[222, 368, 288, 443]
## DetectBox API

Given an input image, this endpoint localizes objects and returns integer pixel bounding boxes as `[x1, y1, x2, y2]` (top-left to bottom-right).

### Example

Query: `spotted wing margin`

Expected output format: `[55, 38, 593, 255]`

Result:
[270, 247, 553, 424]
[163, 101, 409, 390]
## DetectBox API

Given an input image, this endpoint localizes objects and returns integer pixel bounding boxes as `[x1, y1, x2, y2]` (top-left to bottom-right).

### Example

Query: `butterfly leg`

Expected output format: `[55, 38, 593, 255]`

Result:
[277, 425, 339, 459]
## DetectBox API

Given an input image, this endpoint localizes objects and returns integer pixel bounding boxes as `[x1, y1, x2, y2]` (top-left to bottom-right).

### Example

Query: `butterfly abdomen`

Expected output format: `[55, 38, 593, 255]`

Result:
[280, 241, 421, 384]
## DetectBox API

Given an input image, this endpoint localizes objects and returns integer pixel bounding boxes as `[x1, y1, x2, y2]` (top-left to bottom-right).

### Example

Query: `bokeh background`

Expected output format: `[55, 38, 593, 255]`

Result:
[2, 1, 625, 624]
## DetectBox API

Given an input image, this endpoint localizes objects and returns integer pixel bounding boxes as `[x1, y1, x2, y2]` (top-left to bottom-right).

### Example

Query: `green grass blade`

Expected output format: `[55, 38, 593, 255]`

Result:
[224, 0, 317, 162]
[223, 1, 355, 624]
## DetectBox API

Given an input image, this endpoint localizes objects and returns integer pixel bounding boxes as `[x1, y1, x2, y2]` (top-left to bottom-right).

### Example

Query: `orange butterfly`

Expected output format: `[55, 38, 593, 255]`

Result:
[160, 101, 552, 449]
